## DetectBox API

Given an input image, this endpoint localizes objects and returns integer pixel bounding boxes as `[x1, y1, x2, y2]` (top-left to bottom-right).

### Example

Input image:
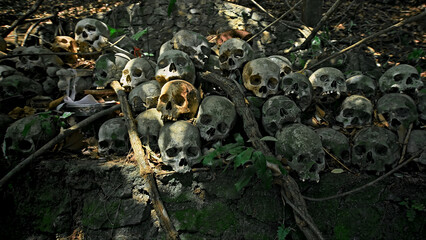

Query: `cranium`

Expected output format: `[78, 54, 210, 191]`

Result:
[155, 50, 196, 86]
[315, 128, 350, 164]
[219, 38, 254, 71]
[172, 29, 211, 69]
[0, 65, 18, 81]
[0, 75, 42, 98]
[136, 109, 164, 152]
[159, 40, 173, 57]
[51, 36, 78, 64]
[156, 80, 200, 121]
[195, 95, 237, 142]
[158, 120, 202, 173]
[275, 123, 325, 182]
[352, 126, 400, 172]
[345, 74, 377, 99]
[262, 95, 301, 136]
[128, 80, 161, 113]
[280, 72, 313, 111]
[267, 55, 293, 78]
[406, 130, 426, 164]
[74, 18, 110, 51]
[376, 93, 418, 131]
[120, 57, 156, 88]
[98, 118, 130, 155]
[309, 67, 346, 103]
[242, 57, 280, 98]
[379, 64, 423, 94]
[2, 114, 57, 163]
[336, 95, 373, 128]
[93, 53, 130, 87]
[15, 46, 63, 75]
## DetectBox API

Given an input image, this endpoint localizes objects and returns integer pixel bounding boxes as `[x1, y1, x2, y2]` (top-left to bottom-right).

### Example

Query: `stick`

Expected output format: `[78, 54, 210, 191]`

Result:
[0, 104, 121, 189]
[110, 81, 179, 240]
[303, 150, 423, 202]
[246, 0, 302, 43]
[286, 0, 343, 53]
[199, 71, 324, 240]
[1, 0, 45, 38]
[399, 123, 413, 164]
[307, 9, 426, 70]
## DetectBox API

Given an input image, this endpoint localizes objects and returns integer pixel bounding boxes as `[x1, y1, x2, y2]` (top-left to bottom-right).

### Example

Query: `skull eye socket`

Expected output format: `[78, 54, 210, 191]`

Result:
[320, 75, 329, 82]
[86, 24, 96, 32]
[268, 78, 278, 88]
[60, 38, 68, 43]
[250, 75, 261, 85]
[158, 60, 168, 68]
[354, 145, 366, 155]
[187, 146, 199, 157]
[409, 73, 420, 81]
[340, 150, 350, 161]
[219, 54, 228, 63]
[299, 82, 308, 89]
[176, 57, 187, 66]
[283, 66, 292, 75]
[160, 94, 169, 103]
[76, 28, 83, 35]
[217, 122, 228, 133]
[359, 112, 371, 121]
[174, 94, 186, 106]
[336, 77, 344, 83]
[114, 140, 126, 148]
[29, 55, 39, 61]
[342, 108, 354, 117]
[266, 108, 276, 116]
[18, 140, 32, 151]
[132, 68, 143, 77]
[282, 78, 293, 86]
[234, 49, 244, 58]
[166, 147, 179, 157]
[122, 69, 129, 75]
[394, 74, 403, 81]
[99, 140, 110, 149]
[375, 144, 388, 156]
[395, 107, 409, 116]
[199, 114, 212, 124]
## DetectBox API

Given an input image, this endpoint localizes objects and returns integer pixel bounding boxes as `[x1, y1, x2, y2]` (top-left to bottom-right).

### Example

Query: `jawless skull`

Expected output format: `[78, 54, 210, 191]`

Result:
[120, 58, 157, 88]
[172, 29, 211, 69]
[379, 64, 423, 94]
[156, 80, 200, 121]
[280, 72, 313, 111]
[219, 38, 254, 71]
[128, 80, 161, 113]
[242, 58, 280, 98]
[336, 95, 373, 128]
[98, 118, 130, 155]
[136, 109, 164, 152]
[376, 93, 418, 131]
[345, 74, 376, 99]
[309, 67, 346, 103]
[315, 128, 350, 164]
[158, 121, 202, 173]
[93, 53, 130, 88]
[75, 18, 110, 51]
[155, 50, 196, 86]
[195, 95, 237, 142]
[262, 95, 301, 136]
[268, 55, 293, 78]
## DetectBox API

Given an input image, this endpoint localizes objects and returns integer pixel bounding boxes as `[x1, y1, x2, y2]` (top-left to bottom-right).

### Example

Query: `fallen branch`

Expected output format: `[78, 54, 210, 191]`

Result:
[199, 71, 324, 240]
[110, 81, 178, 240]
[1, 0, 45, 38]
[303, 149, 424, 202]
[307, 8, 426, 70]
[0, 103, 121, 189]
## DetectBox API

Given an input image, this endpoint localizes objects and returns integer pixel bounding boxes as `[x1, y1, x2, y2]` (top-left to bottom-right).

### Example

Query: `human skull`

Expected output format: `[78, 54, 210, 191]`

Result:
[0, 65, 18, 81]
[315, 128, 350, 164]
[219, 38, 254, 71]
[268, 55, 293, 78]
[417, 88, 426, 121]
[0, 75, 42, 98]
[51, 36, 78, 64]
[159, 40, 173, 56]
[262, 96, 301, 136]
[93, 53, 130, 87]
[280, 72, 313, 111]
[158, 120, 202, 173]
[195, 95, 237, 142]
[376, 93, 418, 131]
[406, 130, 426, 164]
[379, 64, 423, 94]
[74, 18, 109, 51]
[309, 67, 346, 103]
[16, 46, 63, 75]
[242, 58, 280, 98]
[136, 109, 164, 152]
[2, 114, 57, 162]
[98, 118, 130, 155]
[336, 95, 373, 128]
[156, 80, 200, 121]
[155, 50, 196, 86]
[120, 58, 156, 88]
[275, 123, 325, 182]
[172, 30, 211, 69]
[352, 126, 400, 172]
[128, 80, 161, 113]
[345, 74, 377, 99]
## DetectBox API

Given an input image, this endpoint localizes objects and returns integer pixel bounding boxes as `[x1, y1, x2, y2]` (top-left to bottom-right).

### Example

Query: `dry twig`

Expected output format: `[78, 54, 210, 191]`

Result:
[1, 0, 45, 38]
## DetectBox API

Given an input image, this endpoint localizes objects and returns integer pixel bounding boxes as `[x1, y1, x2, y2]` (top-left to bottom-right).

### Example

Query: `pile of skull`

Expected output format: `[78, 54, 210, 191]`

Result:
[1, 18, 425, 182]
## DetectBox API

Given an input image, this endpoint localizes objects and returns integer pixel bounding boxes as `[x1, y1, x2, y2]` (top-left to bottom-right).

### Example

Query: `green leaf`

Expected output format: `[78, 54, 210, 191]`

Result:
[254, 152, 272, 189]
[60, 112, 73, 119]
[22, 120, 35, 137]
[235, 166, 255, 192]
[331, 168, 344, 174]
[233, 133, 244, 145]
[167, 0, 177, 16]
[131, 29, 148, 41]
[234, 148, 254, 169]
[277, 224, 291, 240]
[108, 26, 125, 39]
[260, 136, 278, 142]
[228, 146, 246, 156]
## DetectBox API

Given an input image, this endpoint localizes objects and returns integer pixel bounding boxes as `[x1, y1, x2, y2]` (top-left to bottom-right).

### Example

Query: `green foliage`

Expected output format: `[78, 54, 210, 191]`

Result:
[407, 48, 425, 63]
[168, 0, 177, 16]
[108, 26, 125, 39]
[399, 198, 425, 222]
[277, 224, 291, 240]
[131, 29, 148, 41]
[199, 134, 286, 192]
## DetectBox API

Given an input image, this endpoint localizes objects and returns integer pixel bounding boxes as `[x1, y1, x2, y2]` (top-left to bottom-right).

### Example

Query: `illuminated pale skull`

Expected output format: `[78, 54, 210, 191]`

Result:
[172, 29, 211, 69]
[242, 58, 280, 98]
[219, 38, 254, 71]
[156, 80, 200, 121]
[379, 64, 423, 95]
[51, 36, 78, 64]
[268, 55, 293, 78]
[93, 53, 130, 87]
[74, 18, 109, 51]
[136, 109, 164, 152]
[128, 80, 161, 113]
[120, 58, 157, 88]
[155, 50, 195, 86]
[158, 121, 202, 173]
[309, 67, 346, 103]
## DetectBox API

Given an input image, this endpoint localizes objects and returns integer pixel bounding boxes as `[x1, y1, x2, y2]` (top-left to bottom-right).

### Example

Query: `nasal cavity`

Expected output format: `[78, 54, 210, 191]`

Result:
[207, 128, 215, 136]
[229, 58, 235, 66]
[169, 63, 177, 72]
[166, 101, 172, 110]
[331, 81, 337, 88]
[179, 158, 188, 166]
[259, 86, 267, 93]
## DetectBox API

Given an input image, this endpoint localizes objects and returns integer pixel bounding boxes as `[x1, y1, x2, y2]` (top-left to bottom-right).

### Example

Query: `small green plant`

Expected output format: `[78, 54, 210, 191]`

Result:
[199, 134, 286, 192]
[407, 48, 425, 63]
[277, 224, 291, 240]
[399, 198, 425, 222]
[167, 0, 177, 16]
